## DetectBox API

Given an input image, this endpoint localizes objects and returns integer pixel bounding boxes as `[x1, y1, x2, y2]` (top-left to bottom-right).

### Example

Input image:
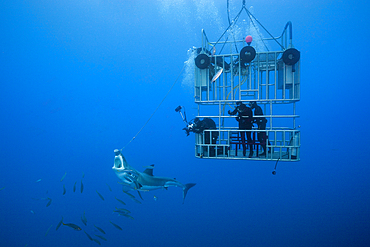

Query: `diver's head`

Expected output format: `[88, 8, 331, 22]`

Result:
[249, 101, 257, 109]
[114, 149, 121, 156]
[183, 118, 198, 136]
[236, 101, 243, 106]
[187, 122, 195, 132]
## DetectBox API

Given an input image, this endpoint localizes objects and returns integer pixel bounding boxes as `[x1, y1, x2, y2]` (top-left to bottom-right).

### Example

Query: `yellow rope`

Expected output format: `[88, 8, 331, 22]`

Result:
[220, 75, 248, 127]
[222, 75, 247, 114]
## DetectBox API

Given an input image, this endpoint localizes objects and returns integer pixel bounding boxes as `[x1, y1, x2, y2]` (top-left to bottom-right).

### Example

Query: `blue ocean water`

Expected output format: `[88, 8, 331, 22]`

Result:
[1, 0, 369, 246]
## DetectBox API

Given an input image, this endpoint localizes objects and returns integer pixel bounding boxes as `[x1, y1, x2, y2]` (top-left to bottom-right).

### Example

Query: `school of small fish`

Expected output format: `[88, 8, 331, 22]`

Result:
[12, 170, 141, 246]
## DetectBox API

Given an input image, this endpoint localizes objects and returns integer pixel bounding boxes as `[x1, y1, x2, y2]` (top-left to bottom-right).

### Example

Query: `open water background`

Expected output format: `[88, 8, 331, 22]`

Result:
[1, 0, 369, 246]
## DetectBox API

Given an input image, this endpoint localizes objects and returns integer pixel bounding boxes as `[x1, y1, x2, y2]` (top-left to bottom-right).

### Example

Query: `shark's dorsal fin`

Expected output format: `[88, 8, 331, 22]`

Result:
[143, 164, 155, 176]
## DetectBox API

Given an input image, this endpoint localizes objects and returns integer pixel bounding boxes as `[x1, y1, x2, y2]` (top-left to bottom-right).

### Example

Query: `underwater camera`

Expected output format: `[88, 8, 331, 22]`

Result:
[175, 105, 182, 113]
[183, 121, 195, 136]
[175, 105, 196, 136]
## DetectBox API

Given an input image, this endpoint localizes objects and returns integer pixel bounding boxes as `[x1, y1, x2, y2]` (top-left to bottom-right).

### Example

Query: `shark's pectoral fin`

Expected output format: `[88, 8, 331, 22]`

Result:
[134, 181, 142, 190]
[183, 183, 196, 204]
[137, 190, 144, 200]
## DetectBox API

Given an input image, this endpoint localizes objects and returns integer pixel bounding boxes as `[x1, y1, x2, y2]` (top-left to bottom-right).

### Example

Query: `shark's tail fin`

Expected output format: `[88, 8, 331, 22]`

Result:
[182, 183, 196, 204]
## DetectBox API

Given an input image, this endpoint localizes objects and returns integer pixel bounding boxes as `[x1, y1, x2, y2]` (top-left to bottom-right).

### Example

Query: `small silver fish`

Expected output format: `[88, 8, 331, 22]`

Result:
[60, 172, 67, 182]
[131, 197, 142, 204]
[62, 222, 82, 231]
[115, 197, 126, 205]
[117, 212, 134, 220]
[122, 190, 135, 199]
[84, 230, 93, 241]
[95, 234, 107, 241]
[46, 198, 52, 207]
[45, 224, 53, 236]
[56, 216, 63, 231]
[81, 211, 87, 226]
[80, 180, 84, 193]
[73, 182, 77, 192]
[96, 191, 104, 201]
[106, 183, 112, 192]
[114, 208, 131, 214]
[94, 225, 106, 234]
[109, 221, 122, 230]
[92, 238, 101, 245]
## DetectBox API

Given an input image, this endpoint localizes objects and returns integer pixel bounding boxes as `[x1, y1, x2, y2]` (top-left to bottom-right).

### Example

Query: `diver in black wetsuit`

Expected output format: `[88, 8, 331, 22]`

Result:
[175, 106, 221, 156]
[249, 102, 268, 156]
[228, 101, 254, 157]
[185, 117, 218, 157]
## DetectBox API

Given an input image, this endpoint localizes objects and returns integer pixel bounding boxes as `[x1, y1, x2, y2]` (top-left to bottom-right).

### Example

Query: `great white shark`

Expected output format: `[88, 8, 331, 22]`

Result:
[112, 149, 196, 203]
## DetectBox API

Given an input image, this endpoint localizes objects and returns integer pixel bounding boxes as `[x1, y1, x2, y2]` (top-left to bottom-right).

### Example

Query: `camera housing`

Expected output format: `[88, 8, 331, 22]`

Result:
[175, 106, 182, 112]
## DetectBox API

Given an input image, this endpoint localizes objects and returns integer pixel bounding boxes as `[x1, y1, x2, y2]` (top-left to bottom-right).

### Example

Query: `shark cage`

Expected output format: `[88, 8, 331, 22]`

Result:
[190, 3, 301, 162]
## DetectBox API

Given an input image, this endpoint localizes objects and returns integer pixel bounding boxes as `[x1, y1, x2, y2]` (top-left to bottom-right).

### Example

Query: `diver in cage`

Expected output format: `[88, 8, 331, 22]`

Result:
[175, 106, 219, 156]
[186, 117, 219, 157]
[228, 101, 254, 157]
[249, 102, 268, 156]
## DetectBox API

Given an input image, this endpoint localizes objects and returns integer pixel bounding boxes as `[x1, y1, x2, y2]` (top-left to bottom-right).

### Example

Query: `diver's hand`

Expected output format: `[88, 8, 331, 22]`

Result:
[183, 128, 190, 136]
[228, 110, 231, 115]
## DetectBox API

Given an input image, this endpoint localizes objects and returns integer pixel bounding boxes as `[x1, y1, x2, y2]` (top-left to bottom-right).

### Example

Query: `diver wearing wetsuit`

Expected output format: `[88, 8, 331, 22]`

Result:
[191, 118, 218, 156]
[228, 101, 254, 157]
[250, 102, 267, 156]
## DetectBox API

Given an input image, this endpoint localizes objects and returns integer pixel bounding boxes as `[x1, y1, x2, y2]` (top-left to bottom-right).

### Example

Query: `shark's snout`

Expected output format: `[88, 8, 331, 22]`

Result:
[113, 161, 122, 169]
[113, 151, 123, 170]
[112, 150, 195, 203]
